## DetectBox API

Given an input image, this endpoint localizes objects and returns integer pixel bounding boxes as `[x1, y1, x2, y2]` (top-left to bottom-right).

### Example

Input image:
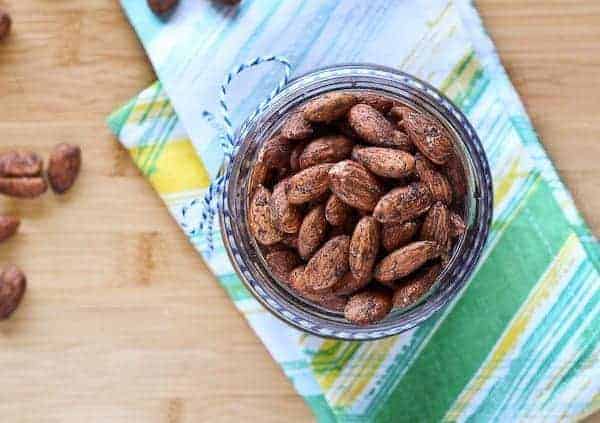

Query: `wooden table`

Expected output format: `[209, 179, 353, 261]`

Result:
[0, 1, 598, 422]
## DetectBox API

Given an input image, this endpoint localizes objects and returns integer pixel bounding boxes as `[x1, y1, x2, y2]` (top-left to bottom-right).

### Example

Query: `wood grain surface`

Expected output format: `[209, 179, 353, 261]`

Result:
[0, 1, 598, 422]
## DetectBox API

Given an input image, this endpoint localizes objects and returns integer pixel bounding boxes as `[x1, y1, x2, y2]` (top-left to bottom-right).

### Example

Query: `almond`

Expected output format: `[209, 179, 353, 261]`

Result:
[47, 143, 82, 194]
[373, 182, 433, 224]
[0, 151, 43, 177]
[374, 241, 442, 283]
[420, 202, 450, 249]
[0, 265, 26, 319]
[289, 143, 305, 173]
[351, 146, 415, 179]
[297, 204, 328, 260]
[298, 135, 353, 169]
[344, 289, 393, 325]
[265, 250, 301, 283]
[0, 216, 20, 243]
[249, 160, 269, 195]
[393, 263, 442, 308]
[415, 154, 453, 205]
[289, 265, 348, 311]
[444, 154, 467, 203]
[349, 216, 380, 284]
[270, 179, 302, 234]
[304, 235, 350, 292]
[148, 0, 179, 15]
[355, 92, 394, 113]
[287, 163, 333, 204]
[0, 177, 48, 199]
[381, 221, 418, 252]
[329, 160, 383, 211]
[303, 92, 357, 123]
[449, 211, 467, 238]
[402, 107, 453, 165]
[248, 185, 283, 246]
[259, 135, 293, 168]
[348, 104, 408, 148]
[325, 194, 352, 227]
[280, 112, 313, 140]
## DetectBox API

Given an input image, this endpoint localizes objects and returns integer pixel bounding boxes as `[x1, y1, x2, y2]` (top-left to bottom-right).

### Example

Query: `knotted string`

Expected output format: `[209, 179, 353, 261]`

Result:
[180, 55, 292, 255]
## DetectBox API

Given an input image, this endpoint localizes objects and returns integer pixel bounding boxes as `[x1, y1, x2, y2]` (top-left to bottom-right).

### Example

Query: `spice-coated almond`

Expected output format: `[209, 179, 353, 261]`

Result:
[289, 265, 348, 311]
[148, 0, 179, 15]
[373, 182, 432, 224]
[349, 216, 380, 284]
[297, 204, 328, 260]
[355, 92, 395, 113]
[270, 180, 302, 234]
[0, 265, 26, 319]
[0, 216, 20, 243]
[393, 263, 441, 308]
[289, 143, 305, 173]
[348, 104, 409, 148]
[402, 107, 453, 165]
[351, 146, 415, 179]
[0, 177, 48, 199]
[280, 112, 314, 140]
[374, 241, 442, 283]
[331, 271, 370, 296]
[248, 185, 284, 246]
[449, 211, 467, 238]
[304, 235, 350, 292]
[265, 250, 301, 283]
[287, 163, 333, 204]
[47, 143, 81, 194]
[0, 151, 43, 177]
[344, 289, 393, 325]
[329, 160, 383, 211]
[415, 154, 453, 205]
[381, 221, 418, 252]
[303, 92, 357, 123]
[298, 135, 354, 169]
[325, 194, 353, 227]
[259, 135, 293, 168]
[249, 160, 269, 195]
[420, 202, 450, 249]
[444, 154, 467, 204]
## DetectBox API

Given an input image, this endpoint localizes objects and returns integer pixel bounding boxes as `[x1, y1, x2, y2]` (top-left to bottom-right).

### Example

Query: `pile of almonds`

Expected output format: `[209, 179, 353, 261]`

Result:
[247, 91, 467, 326]
[0, 144, 81, 320]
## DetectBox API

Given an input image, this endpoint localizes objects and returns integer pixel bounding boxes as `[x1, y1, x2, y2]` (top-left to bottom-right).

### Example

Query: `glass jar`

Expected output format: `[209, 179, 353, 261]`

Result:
[220, 64, 492, 340]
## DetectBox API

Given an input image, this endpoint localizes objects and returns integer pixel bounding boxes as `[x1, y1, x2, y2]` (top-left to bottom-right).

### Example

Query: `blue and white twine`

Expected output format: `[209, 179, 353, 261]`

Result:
[180, 55, 292, 255]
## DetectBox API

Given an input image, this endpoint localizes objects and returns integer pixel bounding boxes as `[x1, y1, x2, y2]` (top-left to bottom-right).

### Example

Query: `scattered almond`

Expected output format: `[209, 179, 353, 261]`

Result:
[0, 215, 20, 243]
[47, 143, 81, 194]
[0, 265, 26, 319]
[0, 151, 43, 177]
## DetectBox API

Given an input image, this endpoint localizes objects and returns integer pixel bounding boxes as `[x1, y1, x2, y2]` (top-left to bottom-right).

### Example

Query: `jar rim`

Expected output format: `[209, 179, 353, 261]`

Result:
[220, 64, 493, 340]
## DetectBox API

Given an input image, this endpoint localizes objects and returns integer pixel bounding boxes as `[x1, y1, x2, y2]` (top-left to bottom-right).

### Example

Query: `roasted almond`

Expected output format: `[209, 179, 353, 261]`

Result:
[289, 265, 348, 311]
[270, 179, 302, 234]
[381, 221, 418, 252]
[249, 160, 269, 195]
[304, 235, 350, 293]
[265, 250, 301, 283]
[393, 263, 442, 309]
[349, 216, 380, 284]
[373, 182, 433, 224]
[344, 289, 393, 325]
[47, 143, 82, 194]
[280, 112, 313, 140]
[329, 160, 383, 211]
[298, 135, 353, 169]
[248, 185, 284, 246]
[0, 265, 26, 319]
[444, 154, 467, 204]
[0, 177, 48, 199]
[355, 92, 394, 113]
[331, 271, 370, 296]
[0, 151, 43, 177]
[289, 143, 305, 173]
[374, 241, 442, 283]
[0, 216, 20, 243]
[259, 135, 293, 168]
[402, 107, 453, 165]
[297, 204, 328, 260]
[449, 211, 467, 238]
[287, 163, 333, 204]
[351, 146, 415, 179]
[303, 92, 357, 123]
[348, 104, 406, 148]
[420, 202, 450, 249]
[415, 154, 453, 205]
[325, 194, 352, 227]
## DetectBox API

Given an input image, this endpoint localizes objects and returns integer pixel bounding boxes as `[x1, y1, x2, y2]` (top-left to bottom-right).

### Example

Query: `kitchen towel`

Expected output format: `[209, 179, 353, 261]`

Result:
[107, 1, 600, 421]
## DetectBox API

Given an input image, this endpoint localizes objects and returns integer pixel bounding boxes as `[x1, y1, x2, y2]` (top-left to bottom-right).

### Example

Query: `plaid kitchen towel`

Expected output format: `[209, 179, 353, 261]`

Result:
[107, 0, 600, 421]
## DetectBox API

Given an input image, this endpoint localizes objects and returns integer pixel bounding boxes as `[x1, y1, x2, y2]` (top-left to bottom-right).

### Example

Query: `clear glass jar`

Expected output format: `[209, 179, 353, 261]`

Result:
[220, 64, 492, 340]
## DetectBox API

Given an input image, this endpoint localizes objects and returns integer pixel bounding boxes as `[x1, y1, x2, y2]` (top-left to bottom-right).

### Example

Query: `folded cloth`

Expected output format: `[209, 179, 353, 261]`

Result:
[108, 0, 600, 421]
